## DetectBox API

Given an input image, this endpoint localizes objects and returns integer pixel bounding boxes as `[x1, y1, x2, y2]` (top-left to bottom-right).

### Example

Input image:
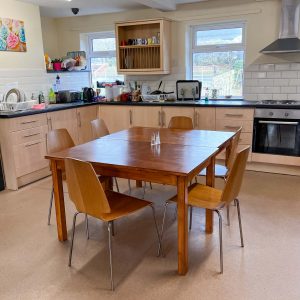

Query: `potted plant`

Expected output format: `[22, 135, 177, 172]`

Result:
[52, 59, 63, 71]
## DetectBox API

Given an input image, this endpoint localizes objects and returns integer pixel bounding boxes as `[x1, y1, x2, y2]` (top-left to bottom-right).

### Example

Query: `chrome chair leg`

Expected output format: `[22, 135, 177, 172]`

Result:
[158, 202, 169, 256]
[150, 182, 153, 189]
[234, 198, 244, 247]
[112, 220, 115, 236]
[142, 181, 146, 199]
[47, 186, 54, 225]
[128, 179, 131, 194]
[68, 212, 79, 267]
[189, 206, 193, 231]
[114, 177, 120, 192]
[85, 214, 89, 240]
[226, 205, 230, 226]
[149, 204, 163, 257]
[107, 221, 114, 291]
[173, 205, 177, 221]
[214, 210, 223, 274]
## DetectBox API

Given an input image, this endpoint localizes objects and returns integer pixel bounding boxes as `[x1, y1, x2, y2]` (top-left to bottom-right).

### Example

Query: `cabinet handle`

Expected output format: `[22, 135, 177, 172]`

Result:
[225, 113, 243, 118]
[162, 111, 166, 127]
[21, 120, 37, 124]
[25, 141, 41, 147]
[225, 125, 241, 130]
[48, 118, 53, 130]
[197, 111, 200, 129]
[158, 111, 161, 126]
[129, 110, 133, 125]
[23, 133, 40, 138]
[77, 112, 81, 127]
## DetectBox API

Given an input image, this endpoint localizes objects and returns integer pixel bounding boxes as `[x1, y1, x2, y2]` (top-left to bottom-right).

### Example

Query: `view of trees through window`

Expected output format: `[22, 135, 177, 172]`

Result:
[192, 24, 244, 98]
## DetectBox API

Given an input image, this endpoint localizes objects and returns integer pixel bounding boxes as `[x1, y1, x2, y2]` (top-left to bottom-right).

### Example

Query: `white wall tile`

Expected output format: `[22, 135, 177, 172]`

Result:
[281, 71, 298, 78]
[275, 64, 291, 71]
[243, 93, 258, 101]
[288, 94, 300, 100]
[257, 94, 273, 100]
[266, 72, 281, 79]
[246, 64, 259, 71]
[259, 64, 275, 71]
[265, 86, 280, 93]
[281, 86, 297, 93]
[252, 72, 267, 79]
[273, 94, 287, 100]
[291, 63, 300, 70]
[273, 79, 289, 86]
[289, 79, 300, 86]
[258, 79, 273, 87]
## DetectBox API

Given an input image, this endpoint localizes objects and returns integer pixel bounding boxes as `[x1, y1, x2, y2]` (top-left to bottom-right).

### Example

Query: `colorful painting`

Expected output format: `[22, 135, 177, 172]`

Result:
[0, 18, 27, 52]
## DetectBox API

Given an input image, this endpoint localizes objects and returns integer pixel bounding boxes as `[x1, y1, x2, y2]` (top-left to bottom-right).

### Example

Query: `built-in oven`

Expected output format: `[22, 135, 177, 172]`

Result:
[253, 108, 300, 157]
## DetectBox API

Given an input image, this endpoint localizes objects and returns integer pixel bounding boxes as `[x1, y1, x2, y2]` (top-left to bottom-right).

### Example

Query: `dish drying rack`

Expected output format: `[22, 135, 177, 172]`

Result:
[0, 100, 37, 112]
[141, 93, 176, 102]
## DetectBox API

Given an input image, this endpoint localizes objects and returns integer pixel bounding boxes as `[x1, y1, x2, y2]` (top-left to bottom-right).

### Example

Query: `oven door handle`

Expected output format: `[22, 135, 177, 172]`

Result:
[258, 120, 299, 125]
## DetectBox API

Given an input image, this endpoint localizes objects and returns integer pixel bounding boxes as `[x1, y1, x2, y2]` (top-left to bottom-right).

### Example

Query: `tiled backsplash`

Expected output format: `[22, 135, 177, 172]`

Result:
[244, 63, 300, 101]
[0, 69, 90, 100]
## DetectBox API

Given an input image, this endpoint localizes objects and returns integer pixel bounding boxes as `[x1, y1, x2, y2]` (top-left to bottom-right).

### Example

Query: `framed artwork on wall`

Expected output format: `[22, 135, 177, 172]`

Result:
[0, 18, 27, 52]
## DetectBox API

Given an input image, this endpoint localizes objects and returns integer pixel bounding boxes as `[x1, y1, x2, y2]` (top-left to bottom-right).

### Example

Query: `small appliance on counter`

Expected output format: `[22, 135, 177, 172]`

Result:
[176, 80, 202, 101]
[83, 87, 95, 102]
[56, 90, 82, 103]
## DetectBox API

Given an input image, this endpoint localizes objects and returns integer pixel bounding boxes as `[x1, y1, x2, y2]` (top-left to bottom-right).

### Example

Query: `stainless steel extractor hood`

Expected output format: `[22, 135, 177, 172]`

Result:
[261, 0, 300, 54]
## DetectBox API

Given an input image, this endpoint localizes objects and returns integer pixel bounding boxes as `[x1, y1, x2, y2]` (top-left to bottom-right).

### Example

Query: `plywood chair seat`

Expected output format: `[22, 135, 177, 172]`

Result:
[90, 190, 152, 222]
[169, 183, 224, 210]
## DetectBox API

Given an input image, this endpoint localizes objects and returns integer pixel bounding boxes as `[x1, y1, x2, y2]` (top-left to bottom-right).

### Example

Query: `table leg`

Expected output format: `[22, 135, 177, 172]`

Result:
[51, 160, 67, 241]
[177, 176, 188, 275]
[225, 140, 233, 167]
[206, 157, 215, 234]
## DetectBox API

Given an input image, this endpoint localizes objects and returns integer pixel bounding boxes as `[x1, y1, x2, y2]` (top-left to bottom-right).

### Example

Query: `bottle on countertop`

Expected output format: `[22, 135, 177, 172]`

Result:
[56, 75, 61, 91]
[38, 91, 45, 104]
[204, 88, 209, 102]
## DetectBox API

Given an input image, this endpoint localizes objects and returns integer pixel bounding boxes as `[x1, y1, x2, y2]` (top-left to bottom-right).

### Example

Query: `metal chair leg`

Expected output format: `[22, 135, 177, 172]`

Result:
[47, 186, 54, 225]
[214, 210, 223, 274]
[128, 179, 131, 194]
[158, 202, 169, 256]
[68, 212, 79, 267]
[189, 206, 193, 231]
[107, 221, 114, 291]
[85, 214, 89, 240]
[114, 177, 119, 192]
[142, 181, 146, 199]
[173, 205, 177, 221]
[234, 198, 244, 247]
[226, 205, 230, 226]
[111, 220, 115, 236]
[149, 182, 153, 189]
[149, 204, 163, 257]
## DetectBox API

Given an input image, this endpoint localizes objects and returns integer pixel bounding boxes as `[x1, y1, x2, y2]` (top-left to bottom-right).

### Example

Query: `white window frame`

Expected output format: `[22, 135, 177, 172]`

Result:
[189, 22, 246, 97]
[87, 31, 122, 85]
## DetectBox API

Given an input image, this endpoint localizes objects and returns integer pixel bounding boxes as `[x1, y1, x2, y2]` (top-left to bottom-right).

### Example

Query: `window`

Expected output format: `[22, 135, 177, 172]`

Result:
[88, 32, 123, 88]
[191, 23, 245, 98]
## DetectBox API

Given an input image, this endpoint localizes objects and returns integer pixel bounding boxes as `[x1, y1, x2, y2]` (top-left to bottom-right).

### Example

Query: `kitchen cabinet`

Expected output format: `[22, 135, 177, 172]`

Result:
[194, 107, 216, 130]
[215, 108, 254, 161]
[115, 18, 171, 75]
[76, 106, 98, 144]
[99, 105, 131, 133]
[130, 106, 161, 128]
[46, 109, 79, 144]
[161, 107, 195, 128]
[0, 114, 49, 190]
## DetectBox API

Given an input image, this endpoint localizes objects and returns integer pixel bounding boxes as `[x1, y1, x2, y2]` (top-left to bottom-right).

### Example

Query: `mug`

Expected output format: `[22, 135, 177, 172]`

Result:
[137, 38, 142, 45]
[152, 36, 157, 44]
[148, 38, 152, 45]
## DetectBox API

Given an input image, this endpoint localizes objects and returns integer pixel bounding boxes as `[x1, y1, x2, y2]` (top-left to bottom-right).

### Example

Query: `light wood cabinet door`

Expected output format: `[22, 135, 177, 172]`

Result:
[194, 108, 216, 130]
[46, 109, 79, 144]
[77, 106, 98, 144]
[131, 106, 162, 128]
[99, 105, 130, 133]
[161, 107, 195, 128]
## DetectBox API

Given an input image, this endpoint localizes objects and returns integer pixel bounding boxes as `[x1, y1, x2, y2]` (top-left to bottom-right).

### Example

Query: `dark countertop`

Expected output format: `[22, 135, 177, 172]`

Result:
[1, 100, 299, 119]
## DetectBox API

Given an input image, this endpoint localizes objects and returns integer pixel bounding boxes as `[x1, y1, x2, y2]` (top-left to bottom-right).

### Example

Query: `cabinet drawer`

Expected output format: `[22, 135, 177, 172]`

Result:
[9, 114, 48, 132]
[216, 119, 253, 133]
[13, 139, 48, 177]
[216, 108, 254, 120]
[11, 126, 48, 145]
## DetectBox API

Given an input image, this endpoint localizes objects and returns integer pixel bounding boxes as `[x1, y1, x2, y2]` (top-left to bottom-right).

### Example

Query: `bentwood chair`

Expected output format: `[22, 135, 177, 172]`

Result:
[194, 127, 243, 227]
[160, 146, 250, 274]
[65, 158, 162, 291]
[91, 118, 120, 193]
[168, 116, 194, 130]
[46, 128, 75, 225]
[91, 118, 151, 197]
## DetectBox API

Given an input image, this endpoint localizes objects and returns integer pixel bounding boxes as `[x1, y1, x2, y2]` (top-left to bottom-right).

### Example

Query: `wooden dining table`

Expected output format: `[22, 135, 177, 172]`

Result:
[45, 127, 235, 275]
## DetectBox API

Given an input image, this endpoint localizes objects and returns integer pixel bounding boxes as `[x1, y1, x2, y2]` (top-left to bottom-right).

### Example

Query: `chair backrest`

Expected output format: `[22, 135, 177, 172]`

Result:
[226, 126, 242, 170]
[65, 158, 111, 217]
[91, 118, 109, 139]
[46, 128, 75, 154]
[168, 116, 194, 130]
[221, 146, 250, 205]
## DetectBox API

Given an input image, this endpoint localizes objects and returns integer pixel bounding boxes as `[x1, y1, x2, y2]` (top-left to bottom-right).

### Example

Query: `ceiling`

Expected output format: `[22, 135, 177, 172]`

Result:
[18, 0, 209, 18]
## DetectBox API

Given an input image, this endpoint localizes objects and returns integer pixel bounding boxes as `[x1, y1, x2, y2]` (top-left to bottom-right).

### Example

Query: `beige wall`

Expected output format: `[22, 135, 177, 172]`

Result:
[0, 0, 45, 70]
[42, 0, 300, 77]
[40, 16, 59, 59]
